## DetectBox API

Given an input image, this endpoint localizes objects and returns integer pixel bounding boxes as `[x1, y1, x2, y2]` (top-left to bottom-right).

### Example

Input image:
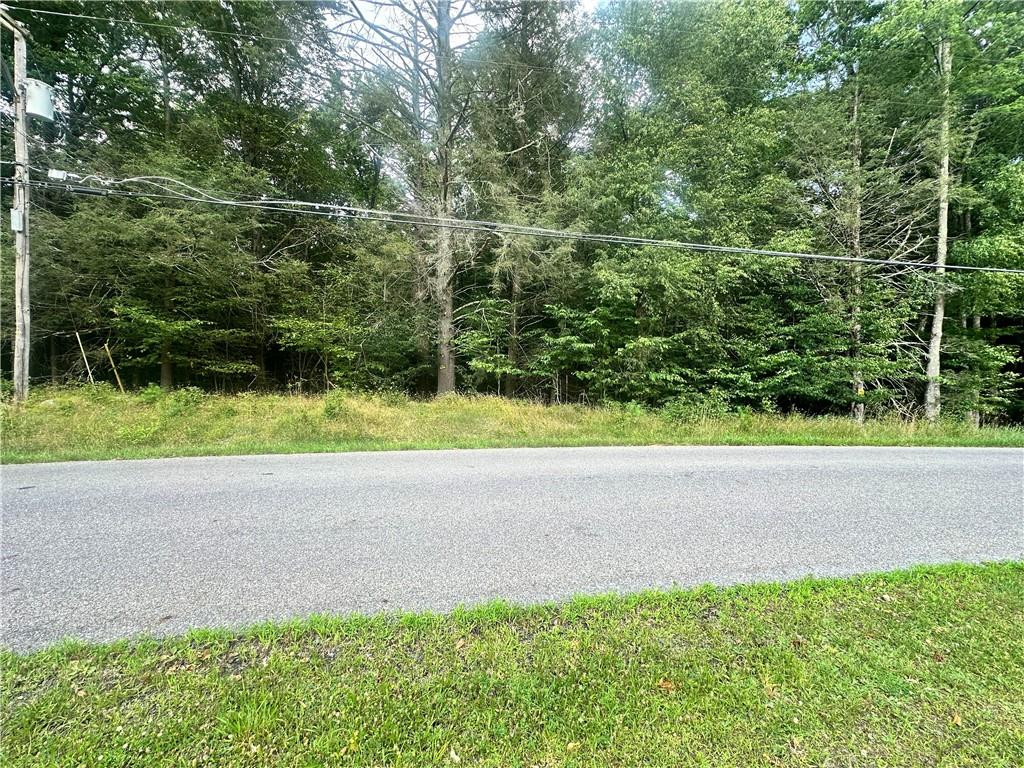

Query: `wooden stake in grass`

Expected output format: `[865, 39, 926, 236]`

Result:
[75, 331, 94, 384]
[104, 341, 125, 393]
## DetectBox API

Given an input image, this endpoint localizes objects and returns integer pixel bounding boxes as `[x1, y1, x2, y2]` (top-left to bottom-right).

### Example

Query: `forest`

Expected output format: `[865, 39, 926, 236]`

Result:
[1, 0, 1022, 423]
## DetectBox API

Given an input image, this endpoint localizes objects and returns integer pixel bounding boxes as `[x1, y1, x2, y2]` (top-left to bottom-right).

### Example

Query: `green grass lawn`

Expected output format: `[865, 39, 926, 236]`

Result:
[2, 563, 1022, 766]
[2, 385, 1022, 463]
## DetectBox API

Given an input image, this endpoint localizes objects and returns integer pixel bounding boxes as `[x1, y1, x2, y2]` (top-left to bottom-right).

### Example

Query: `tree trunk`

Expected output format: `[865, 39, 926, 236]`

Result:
[161, 271, 175, 390]
[160, 342, 173, 390]
[504, 270, 521, 398]
[435, 225, 456, 394]
[256, 344, 266, 389]
[851, 268, 865, 425]
[924, 37, 952, 422]
[849, 73, 865, 425]
[968, 314, 982, 427]
[434, 0, 457, 395]
[50, 335, 59, 384]
[160, 50, 172, 139]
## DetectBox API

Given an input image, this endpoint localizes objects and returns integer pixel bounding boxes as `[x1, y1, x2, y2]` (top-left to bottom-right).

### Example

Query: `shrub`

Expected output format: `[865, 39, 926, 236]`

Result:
[598, 399, 648, 417]
[162, 386, 206, 417]
[323, 390, 351, 419]
[138, 384, 165, 404]
[79, 382, 119, 403]
[662, 389, 733, 422]
[171, 386, 205, 407]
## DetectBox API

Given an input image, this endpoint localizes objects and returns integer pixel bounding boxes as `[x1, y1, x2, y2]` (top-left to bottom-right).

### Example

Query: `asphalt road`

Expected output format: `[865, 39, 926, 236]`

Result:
[2, 446, 1022, 651]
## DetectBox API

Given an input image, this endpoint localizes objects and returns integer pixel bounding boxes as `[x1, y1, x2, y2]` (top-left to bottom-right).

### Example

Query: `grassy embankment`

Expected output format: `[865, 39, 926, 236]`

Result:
[2, 563, 1022, 766]
[2, 385, 1022, 463]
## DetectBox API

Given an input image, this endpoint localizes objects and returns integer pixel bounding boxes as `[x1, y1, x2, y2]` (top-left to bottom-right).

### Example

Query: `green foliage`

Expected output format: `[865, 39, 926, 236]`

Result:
[138, 384, 165, 405]
[662, 389, 735, 423]
[165, 386, 206, 414]
[322, 389, 352, 420]
[2, 0, 1022, 421]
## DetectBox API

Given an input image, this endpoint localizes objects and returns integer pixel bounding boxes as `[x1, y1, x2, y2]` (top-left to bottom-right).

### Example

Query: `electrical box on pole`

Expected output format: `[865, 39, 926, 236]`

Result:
[24, 77, 54, 121]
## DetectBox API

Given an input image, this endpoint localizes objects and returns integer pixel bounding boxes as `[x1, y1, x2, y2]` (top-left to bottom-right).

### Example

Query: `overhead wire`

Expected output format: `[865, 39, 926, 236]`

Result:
[13, 172, 1024, 275]
[101, 176, 1024, 274]
[4, 3, 570, 74]
[2, 4, 299, 44]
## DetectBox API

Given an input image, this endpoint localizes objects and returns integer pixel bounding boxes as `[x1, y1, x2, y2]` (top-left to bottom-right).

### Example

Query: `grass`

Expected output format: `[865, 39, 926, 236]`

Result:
[2, 385, 1022, 463]
[2, 563, 1022, 766]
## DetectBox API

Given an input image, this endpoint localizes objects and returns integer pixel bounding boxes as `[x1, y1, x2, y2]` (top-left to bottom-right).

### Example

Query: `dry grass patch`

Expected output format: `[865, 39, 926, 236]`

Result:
[2, 384, 1022, 463]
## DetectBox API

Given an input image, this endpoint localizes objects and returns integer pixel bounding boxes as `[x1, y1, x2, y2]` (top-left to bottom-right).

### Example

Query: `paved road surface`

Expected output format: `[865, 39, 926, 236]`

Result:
[2, 446, 1021, 651]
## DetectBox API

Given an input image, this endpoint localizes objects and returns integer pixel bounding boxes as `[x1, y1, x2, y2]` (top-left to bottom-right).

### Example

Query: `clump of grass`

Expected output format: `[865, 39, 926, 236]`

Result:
[2, 384, 1022, 463]
[2, 563, 1023, 766]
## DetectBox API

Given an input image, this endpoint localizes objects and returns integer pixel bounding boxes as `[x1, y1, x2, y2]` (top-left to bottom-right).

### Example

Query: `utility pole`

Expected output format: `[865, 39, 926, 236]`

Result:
[1, 6, 51, 403]
[1, 7, 30, 402]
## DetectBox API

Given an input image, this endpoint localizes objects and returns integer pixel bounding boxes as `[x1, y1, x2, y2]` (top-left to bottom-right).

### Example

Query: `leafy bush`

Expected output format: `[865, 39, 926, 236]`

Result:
[79, 382, 119, 403]
[162, 387, 206, 417]
[620, 401, 648, 417]
[323, 390, 351, 420]
[138, 384, 166, 404]
[171, 387, 205, 407]
[662, 389, 734, 422]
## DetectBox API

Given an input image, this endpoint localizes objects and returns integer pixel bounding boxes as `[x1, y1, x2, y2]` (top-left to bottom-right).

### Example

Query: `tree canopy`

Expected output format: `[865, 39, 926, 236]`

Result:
[2, 0, 1022, 422]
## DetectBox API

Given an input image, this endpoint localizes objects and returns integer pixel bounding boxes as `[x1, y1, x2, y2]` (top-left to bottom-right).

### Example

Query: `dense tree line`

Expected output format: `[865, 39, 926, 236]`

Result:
[2, 0, 1022, 422]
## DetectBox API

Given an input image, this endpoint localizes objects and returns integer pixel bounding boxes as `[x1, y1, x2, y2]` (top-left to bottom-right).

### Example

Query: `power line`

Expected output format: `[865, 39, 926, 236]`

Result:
[3, 4, 299, 44]
[17, 171, 1024, 275]
[4, 2, 572, 80]
[5, 4, 565, 69]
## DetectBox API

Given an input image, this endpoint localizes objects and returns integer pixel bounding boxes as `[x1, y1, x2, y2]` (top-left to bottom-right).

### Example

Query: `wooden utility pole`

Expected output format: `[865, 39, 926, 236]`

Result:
[924, 36, 952, 422]
[1, 8, 31, 402]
